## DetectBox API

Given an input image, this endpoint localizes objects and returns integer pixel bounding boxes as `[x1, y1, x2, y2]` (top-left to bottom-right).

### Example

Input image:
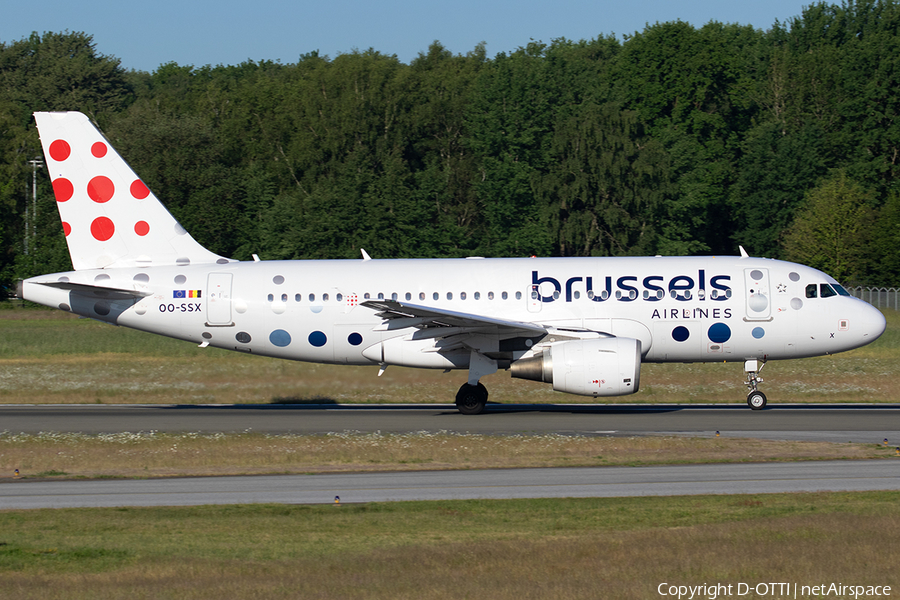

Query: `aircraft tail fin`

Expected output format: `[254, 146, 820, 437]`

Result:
[34, 111, 229, 270]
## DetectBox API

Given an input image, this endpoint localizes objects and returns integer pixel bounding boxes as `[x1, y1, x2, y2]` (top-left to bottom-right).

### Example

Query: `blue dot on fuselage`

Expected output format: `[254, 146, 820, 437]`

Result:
[672, 326, 690, 342]
[348, 332, 363, 346]
[752, 327, 765, 339]
[309, 331, 327, 347]
[269, 329, 291, 347]
[708, 323, 731, 343]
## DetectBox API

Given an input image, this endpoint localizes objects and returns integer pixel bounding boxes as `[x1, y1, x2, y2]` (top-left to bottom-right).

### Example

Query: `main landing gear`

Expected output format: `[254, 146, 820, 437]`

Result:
[456, 382, 488, 415]
[456, 350, 496, 415]
[744, 359, 767, 410]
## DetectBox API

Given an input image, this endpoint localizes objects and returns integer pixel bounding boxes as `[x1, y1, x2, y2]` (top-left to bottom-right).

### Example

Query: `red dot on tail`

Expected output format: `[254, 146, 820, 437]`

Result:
[134, 221, 150, 236]
[91, 142, 108, 158]
[62, 222, 71, 237]
[130, 179, 150, 199]
[49, 140, 70, 162]
[91, 217, 115, 241]
[87, 176, 115, 203]
[52, 178, 74, 202]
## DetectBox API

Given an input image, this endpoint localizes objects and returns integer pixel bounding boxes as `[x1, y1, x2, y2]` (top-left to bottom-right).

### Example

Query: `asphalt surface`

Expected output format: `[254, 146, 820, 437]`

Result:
[2, 403, 899, 443]
[4, 403, 899, 509]
[2, 460, 898, 509]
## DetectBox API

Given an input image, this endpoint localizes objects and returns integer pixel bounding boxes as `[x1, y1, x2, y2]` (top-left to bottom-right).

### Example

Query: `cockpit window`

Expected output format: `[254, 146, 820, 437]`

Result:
[820, 283, 837, 298]
[833, 284, 851, 297]
[805, 284, 817, 299]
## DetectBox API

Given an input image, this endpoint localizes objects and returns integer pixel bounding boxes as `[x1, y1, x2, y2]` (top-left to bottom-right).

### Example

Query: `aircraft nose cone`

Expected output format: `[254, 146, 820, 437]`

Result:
[860, 302, 886, 344]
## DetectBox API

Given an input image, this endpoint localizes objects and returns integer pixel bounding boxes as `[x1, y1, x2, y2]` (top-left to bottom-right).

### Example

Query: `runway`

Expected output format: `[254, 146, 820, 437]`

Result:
[2, 460, 898, 509]
[2, 403, 900, 443]
[3, 404, 899, 509]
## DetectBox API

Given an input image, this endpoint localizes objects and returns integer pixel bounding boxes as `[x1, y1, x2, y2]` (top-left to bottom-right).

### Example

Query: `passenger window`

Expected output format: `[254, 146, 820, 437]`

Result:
[516, 291, 522, 300]
[488, 291, 494, 300]
[267, 294, 274, 302]
[405, 292, 412, 301]
[364, 293, 371, 300]
[502, 292, 508, 300]
[378, 292, 384, 300]
[419, 292, 426, 300]
[281, 294, 288, 302]
[447, 292, 453, 300]
[805, 284, 817, 299]
[460, 292, 467, 300]
[295, 294, 302, 302]
[820, 284, 837, 298]
[309, 293, 316, 302]
[433, 292, 439, 301]
[474, 292, 480, 300]
[391, 292, 398, 301]
[336, 293, 343, 302]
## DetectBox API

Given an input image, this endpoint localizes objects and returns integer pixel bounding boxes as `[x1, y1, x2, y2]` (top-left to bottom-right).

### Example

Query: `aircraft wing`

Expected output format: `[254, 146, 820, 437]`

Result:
[360, 299, 547, 339]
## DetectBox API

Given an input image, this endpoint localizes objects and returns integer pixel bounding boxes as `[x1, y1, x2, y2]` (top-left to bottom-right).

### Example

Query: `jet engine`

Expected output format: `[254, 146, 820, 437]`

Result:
[510, 337, 641, 396]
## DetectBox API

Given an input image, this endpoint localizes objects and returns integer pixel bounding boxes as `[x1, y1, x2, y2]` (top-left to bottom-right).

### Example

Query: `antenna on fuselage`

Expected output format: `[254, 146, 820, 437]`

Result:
[739, 246, 749, 258]
[361, 249, 372, 261]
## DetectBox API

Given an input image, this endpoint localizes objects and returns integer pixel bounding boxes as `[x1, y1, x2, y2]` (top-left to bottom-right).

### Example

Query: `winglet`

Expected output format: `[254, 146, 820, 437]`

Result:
[361, 249, 372, 261]
[739, 246, 749, 258]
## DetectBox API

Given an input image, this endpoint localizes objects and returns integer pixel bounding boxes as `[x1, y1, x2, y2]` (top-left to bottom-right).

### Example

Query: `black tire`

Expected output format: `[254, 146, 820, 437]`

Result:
[747, 390, 767, 410]
[456, 382, 488, 415]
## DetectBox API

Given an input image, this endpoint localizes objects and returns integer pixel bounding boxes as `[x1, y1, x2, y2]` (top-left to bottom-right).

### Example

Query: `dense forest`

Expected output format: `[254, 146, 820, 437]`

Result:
[1, 0, 899, 296]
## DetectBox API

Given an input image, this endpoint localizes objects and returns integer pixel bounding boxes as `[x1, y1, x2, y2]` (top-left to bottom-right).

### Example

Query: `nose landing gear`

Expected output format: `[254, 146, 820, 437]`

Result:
[744, 359, 767, 410]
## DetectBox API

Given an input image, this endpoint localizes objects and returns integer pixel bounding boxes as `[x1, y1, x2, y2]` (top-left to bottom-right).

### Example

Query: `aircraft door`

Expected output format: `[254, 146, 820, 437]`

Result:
[526, 284, 542, 313]
[744, 268, 771, 320]
[207, 272, 233, 326]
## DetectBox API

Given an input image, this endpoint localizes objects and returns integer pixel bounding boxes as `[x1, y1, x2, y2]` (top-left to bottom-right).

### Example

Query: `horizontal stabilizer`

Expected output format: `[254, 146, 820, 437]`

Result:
[33, 280, 152, 300]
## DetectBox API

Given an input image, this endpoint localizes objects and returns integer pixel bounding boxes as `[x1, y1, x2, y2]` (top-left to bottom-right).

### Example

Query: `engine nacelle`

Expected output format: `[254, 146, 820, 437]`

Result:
[510, 337, 641, 396]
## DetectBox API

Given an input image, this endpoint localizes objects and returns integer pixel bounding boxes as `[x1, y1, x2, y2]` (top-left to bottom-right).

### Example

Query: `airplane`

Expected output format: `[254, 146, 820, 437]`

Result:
[17, 111, 887, 414]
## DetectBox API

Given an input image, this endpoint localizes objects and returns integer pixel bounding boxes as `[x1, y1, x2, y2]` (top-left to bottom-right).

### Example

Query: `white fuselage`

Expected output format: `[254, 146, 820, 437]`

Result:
[21, 255, 886, 371]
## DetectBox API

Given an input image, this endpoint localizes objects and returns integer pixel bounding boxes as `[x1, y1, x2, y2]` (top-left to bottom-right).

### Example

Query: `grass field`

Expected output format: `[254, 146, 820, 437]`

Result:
[1, 305, 899, 406]
[1, 493, 898, 599]
[3, 431, 897, 480]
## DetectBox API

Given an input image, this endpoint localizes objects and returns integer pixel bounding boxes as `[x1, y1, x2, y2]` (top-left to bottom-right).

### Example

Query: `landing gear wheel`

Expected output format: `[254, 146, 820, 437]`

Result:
[456, 382, 488, 415]
[747, 391, 767, 410]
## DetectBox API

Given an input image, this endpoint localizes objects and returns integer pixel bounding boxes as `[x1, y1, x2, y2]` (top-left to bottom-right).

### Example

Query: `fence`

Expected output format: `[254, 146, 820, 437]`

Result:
[845, 287, 900, 310]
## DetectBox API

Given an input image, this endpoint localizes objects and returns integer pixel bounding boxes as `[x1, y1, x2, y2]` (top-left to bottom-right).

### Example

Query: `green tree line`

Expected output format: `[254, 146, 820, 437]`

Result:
[2, 0, 899, 296]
